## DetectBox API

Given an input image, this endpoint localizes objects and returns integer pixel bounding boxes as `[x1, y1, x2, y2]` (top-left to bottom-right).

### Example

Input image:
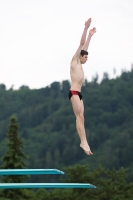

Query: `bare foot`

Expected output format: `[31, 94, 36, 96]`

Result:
[80, 142, 93, 155]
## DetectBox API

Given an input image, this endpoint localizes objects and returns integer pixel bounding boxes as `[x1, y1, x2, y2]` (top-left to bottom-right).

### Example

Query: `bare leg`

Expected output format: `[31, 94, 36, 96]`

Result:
[70, 95, 93, 155]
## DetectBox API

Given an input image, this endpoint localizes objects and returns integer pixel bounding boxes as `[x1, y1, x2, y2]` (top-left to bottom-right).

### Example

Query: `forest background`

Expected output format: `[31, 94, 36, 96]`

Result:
[0, 67, 133, 185]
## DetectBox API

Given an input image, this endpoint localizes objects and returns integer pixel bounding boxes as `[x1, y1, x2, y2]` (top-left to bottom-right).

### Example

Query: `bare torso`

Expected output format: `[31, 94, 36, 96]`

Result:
[70, 59, 84, 92]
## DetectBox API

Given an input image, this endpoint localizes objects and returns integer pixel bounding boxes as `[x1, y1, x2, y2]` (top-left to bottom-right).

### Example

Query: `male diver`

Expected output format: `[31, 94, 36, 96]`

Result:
[69, 18, 96, 155]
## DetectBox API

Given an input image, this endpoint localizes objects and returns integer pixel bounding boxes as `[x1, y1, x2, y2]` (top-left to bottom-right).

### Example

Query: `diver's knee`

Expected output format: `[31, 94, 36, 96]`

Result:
[76, 113, 84, 122]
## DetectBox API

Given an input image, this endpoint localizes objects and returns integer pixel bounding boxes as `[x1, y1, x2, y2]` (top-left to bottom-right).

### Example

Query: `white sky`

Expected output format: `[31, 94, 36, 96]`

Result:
[0, 0, 133, 89]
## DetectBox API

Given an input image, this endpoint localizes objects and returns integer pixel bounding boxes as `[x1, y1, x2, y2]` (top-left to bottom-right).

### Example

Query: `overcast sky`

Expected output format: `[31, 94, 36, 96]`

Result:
[0, 0, 133, 89]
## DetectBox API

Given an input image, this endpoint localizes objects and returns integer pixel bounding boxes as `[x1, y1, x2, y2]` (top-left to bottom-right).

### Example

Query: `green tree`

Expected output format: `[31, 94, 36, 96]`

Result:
[0, 84, 6, 90]
[0, 116, 30, 200]
[50, 164, 133, 200]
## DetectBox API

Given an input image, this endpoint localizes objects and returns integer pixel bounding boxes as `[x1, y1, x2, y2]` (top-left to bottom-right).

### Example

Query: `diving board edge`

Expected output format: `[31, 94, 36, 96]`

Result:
[0, 183, 96, 189]
[0, 169, 64, 175]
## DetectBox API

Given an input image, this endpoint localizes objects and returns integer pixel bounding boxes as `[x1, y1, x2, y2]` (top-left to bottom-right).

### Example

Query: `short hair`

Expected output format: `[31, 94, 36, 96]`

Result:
[80, 50, 88, 57]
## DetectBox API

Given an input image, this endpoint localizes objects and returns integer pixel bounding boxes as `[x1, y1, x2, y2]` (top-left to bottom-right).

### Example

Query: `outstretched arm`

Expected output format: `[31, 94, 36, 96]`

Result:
[71, 18, 92, 61]
[83, 28, 96, 51]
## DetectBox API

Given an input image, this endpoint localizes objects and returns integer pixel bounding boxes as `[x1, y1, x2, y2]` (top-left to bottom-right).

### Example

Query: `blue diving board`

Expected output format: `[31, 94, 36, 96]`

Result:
[0, 183, 96, 189]
[0, 169, 64, 175]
